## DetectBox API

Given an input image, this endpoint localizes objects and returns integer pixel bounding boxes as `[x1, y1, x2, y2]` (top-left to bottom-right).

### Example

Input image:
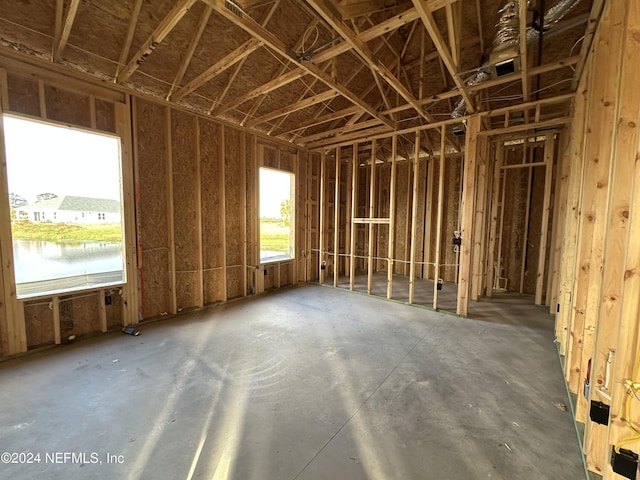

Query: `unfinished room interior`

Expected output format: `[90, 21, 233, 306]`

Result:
[0, 0, 638, 478]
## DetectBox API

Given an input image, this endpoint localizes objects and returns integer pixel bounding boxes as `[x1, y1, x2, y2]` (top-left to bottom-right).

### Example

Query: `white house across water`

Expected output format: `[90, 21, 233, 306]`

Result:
[17, 196, 121, 224]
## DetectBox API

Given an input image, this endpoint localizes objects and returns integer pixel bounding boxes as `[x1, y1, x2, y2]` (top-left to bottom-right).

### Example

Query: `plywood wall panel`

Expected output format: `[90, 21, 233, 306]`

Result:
[24, 301, 53, 349]
[135, 99, 170, 318]
[69, 292, 100, 337]
[394, 162, 409, 275]
[6, 73, 39, 116]
[199, 119, 224, 304]
[106, 291, 123, 329]
[95, 98, 116, 133]
[171, 109, 199, 310]
[44, 85, 91, 128]
[225, 127, 244, 299]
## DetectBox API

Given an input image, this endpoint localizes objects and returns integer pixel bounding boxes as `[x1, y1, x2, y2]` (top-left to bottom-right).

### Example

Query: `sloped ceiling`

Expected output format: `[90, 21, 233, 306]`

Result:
[0, 0, 594, 148]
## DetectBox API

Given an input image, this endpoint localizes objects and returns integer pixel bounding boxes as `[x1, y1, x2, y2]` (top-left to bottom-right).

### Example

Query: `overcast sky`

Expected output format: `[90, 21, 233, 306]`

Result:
[2, 115, 122, 204]
[260, 168, 293, 219]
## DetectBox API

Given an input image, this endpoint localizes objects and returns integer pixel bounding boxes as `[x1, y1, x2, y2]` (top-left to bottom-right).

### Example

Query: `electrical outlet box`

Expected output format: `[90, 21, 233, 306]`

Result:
[590, 400, 610, 425]
[611, 447, 638, 479]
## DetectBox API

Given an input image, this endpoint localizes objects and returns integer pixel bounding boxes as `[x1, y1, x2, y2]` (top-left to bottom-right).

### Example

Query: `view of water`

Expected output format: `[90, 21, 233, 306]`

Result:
[12, 239, 124, 296]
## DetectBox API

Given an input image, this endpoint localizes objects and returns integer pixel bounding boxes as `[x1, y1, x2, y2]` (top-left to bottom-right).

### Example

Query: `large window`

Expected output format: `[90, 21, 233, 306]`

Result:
[259, 168, 294, 262]
[2, 115, 125, 297]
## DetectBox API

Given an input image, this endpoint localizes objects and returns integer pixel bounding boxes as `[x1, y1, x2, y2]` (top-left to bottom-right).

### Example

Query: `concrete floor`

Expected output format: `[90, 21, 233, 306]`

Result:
[0, 284, 584, 480]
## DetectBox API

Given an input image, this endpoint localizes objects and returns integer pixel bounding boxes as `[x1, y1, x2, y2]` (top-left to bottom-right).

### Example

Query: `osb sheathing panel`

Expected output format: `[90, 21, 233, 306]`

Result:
[502, 165, 528, 289]
[0, 0, 55, 56]
[415, 158, 428, 279]
[296, 153, 307, 281]
[24, 301, 53, 349]
[6, 73, 40, 117]
[44, 85, 91, 128]
[280, 263, 292, 287]
[106, 291, 123, 329]
[393, 161, 410, 275]
[225, 127, 244, 299]
[69, 293, 100, 337]
[523, 165, 545, 295]
[135, 98, 170, 317]
[95, 99, 116, 133]
[171, 109, 199, 310]
[262, 145, 277, 168]
[199, 118, 224, 304]
[376, 163, 391, 272]
[264, 264, 275, 291]
[246, 135, 257, 274]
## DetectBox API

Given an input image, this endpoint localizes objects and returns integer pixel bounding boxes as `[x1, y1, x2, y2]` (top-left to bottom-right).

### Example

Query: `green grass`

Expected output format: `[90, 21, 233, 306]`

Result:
[11, 222, 122, 243]
[260, 218, 291, 253]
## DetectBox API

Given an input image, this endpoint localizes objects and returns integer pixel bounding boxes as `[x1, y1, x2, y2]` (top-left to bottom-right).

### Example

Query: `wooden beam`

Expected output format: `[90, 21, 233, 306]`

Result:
[202, 0, 391, 127]
[307, 0, 434, 123]
[308, 125, 394, 149]
[53, 0, 80, 61]
[519, 0, 530, 102]
[535, 136, 555, 304]
[166, 108, 177, 314]
[409, 131, 421, 303]
[116, 0, 144, 79]
[172, 39, 262, 101]
[299, 119, 382, 145]
[333, 147, 341, 288]
[213, 6, 419, 118]
[276, 106, 360, 137]
[211, 68, 303, 117]
[349, 144, 358, 291]
[214, 0, 283, 109]
[246, 90, 339, 128]
[571, 0, 605, 90]
[53, 0, 63, 60]
[470, 135, 488, 300]
[367, 140, 377, 294]
[118, 0, 197, 83]
[485, 144, 504, 296]
[387, 136, 397, 299]
[412, 0, 475, 113]
[456, 114, 480, 316]
[445, 1, 462, 67]
[478, 117, 573, 137]
[319, 151, 326, 285]
[167, 5, 213, 99]
[433, 127, 446, 309]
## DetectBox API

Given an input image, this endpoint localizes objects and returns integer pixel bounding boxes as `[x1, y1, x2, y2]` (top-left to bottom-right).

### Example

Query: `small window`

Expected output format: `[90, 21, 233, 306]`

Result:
[260, 168, 294, 263]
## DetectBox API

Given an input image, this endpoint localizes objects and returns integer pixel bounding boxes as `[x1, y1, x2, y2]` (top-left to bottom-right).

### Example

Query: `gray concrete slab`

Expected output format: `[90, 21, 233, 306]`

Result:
[0, 284, 584, 480]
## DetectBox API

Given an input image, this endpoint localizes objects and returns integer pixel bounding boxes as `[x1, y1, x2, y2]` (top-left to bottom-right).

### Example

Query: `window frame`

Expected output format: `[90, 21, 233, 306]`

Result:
[259, 166, 295, 264]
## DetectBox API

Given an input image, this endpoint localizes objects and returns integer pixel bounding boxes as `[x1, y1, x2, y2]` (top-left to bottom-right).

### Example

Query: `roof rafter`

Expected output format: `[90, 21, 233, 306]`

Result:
[53, 0, 80, 61]
[167, 5, 213, 99]
[117, 0, 198, 83]
[115, 0, 144, 79]
[245, 17, 320, 127]
[202, 0, 392, 127]
[246, 89, 339, 128]
[171, 39, 262, 101]
[307, 0, 432, 121]
[411, 0, 475, 113]
[275, 106, 361, 137]
[211, 6, 421, 117]
[215, 0, 282, 112]
[519, 0, 530, 102]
